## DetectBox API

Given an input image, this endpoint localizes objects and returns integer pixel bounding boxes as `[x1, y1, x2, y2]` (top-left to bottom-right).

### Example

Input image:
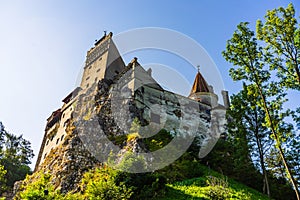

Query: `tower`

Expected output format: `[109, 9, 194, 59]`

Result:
[188, 67, 218, 107]
[80, 32, 126, 90]
[34, 32, 126, 171]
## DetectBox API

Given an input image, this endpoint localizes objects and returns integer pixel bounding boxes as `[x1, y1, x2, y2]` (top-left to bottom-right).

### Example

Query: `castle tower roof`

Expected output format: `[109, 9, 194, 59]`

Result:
[189, 70, 209, 95]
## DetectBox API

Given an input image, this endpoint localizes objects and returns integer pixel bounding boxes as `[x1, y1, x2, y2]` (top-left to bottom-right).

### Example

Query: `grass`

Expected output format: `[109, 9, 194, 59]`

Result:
[154, 165, 270, 200]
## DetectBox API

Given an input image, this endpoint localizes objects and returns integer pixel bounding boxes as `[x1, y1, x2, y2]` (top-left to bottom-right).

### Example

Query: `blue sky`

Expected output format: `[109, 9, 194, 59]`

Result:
[0, 0, 299, 168]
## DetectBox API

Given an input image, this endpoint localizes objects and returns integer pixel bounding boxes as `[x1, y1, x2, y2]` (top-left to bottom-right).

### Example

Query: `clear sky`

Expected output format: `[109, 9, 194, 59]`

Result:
[0, 0, 299, 168]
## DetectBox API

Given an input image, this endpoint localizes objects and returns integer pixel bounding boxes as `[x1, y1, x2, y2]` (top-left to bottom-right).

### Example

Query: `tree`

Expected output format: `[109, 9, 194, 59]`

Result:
[0, 165, 7, 194]
[0, 121, 34, 191]
[256, 3, 300, 90]
[223, 17, 300, 199]
[227, 83, 272, 197]
[256, 5, 300, 194]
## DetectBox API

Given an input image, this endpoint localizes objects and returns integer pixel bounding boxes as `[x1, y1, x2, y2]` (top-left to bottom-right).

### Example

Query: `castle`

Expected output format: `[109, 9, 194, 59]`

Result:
[34, 32, 228, 188]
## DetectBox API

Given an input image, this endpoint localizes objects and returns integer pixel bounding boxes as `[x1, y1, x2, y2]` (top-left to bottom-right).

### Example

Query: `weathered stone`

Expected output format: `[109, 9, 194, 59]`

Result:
[15, 32, 227, 198]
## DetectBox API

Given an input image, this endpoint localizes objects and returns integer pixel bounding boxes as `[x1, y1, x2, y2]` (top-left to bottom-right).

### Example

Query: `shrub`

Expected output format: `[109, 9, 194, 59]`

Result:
[81, 166, 133, 200]
[17, 172, 63, 200]
[117, 172, 167, 199]
[205, 175, 231, 200]
[116, 151, 146, 172]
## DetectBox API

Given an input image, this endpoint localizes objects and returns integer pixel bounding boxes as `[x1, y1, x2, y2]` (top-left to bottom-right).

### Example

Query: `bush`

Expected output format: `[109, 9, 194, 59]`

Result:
[17, 172, 63, 200]
[157, 153, 205, 182]
[205, 175, 231, 200]
[116, 172, 167, 199]
[81, 166, 133, 200]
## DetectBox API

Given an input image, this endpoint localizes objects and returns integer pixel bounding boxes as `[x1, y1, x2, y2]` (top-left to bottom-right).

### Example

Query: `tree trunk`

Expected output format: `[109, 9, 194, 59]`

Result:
[294, 64, 300, 86]
[253, 111, 271, 197]
[256, 85, 300, 200]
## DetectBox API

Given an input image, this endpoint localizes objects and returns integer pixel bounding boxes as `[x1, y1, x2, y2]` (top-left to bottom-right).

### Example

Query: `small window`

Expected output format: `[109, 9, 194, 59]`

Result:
[61, 135, 64, 141]
[86, 84, 89, 88]
[56, 138, 59, 144]
[50, 135, 54, 141]
[46, 140, 49, 146]
[86, 76, 90, 81]
[88, 65, 92, 69]
[141, 87, 144, 93]
[44, 153, 47, 159]
[98, 57, 102, 61]
[96, 68, 101, 73]
[95, 77, 98, 82]
[62, 113, 65, 118]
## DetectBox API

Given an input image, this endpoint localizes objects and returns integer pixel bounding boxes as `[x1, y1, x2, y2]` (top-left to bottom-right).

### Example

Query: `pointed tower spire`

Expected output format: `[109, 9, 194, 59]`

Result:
[189, 65, 209, 94]
[189, 65, 218, 107]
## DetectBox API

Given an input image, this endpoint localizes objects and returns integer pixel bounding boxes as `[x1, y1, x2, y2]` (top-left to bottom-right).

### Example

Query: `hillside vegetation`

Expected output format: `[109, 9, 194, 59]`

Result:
[16, 157, 270, 200]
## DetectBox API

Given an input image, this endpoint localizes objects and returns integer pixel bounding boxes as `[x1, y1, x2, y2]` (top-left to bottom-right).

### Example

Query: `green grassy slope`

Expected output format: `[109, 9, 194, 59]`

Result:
[155, 164, 270, 200]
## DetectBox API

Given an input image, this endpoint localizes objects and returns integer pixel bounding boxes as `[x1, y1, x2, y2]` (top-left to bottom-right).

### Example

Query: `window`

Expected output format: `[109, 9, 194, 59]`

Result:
[86, 76, 90, 81]
[50, 135, 54, 141]
[98, 57, 102, 61]
[44, 153, 47, 159]
[56, 138, 59, 144]
[141, 87, 144, 93]
[62, 113, 65, 118]
[95, 77, 98, 82]
[96, 68, 101, 73]
[88, 65, 92, 69]
[61, 135, 64, 141]
[46, 140, 49, 146]
[86, 84, 89, 88]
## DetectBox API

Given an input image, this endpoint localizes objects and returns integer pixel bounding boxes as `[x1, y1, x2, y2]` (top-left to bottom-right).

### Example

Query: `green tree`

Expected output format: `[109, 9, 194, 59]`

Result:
[0, 165, 6, 194]
[256, 3, 300, 89]
[0, 121, 34, 190]
[256, 5, 300, 194]
[223, 18, 299, 199]
[227, 83, 272, 197]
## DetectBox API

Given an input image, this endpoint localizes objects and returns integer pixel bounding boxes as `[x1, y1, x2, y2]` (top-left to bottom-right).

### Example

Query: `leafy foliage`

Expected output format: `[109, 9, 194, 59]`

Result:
[18, 162, 271, 200]
[115, 151, 146, 173]
[222, 3, 300, 198]
[205, 176, 231, 200]
[80, 167, 133, 200]
[226, 83, 272, 196]
[0, 165, 6, 193]
[256, 3, 300, 90]
[0, 121, 33, 194]
[18, 172, 60, 200]
[143, 129, 173, 152]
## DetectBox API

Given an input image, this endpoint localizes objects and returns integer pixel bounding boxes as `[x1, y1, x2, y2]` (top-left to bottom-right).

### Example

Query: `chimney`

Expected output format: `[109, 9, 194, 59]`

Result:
[208, 85, 214, 93]
[147, 68, 152, 76]
[221, 90, 230, 109]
